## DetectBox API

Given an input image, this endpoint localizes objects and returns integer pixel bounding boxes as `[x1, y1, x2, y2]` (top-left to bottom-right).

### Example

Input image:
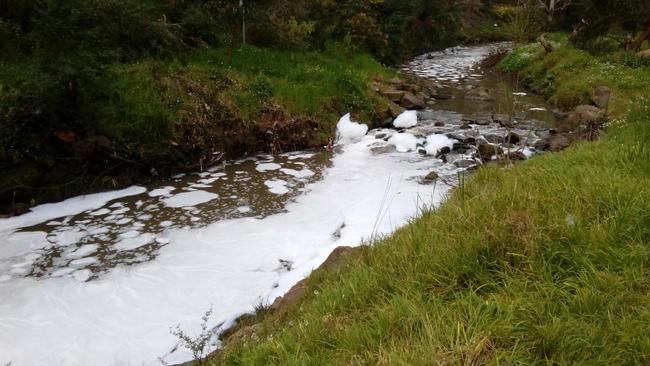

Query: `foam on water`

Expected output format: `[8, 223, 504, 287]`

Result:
[0, 133, 451, 366]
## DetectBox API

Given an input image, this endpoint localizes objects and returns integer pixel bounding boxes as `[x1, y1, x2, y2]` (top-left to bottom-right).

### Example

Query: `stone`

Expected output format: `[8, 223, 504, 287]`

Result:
[638, 49, 650, 59]
[484, 134, 505, 144]
[591, 86, 613, 109]
[503, 151, 527, 161]
[404, 83, 423, 94]
[423, 171, 439, 183]
[271, 278, 308, 310]
[459, 123, 472, 130]
[534, 134, 570, 152]
[434, 121, 445, 127]
[453, 142, 472, 153]
[505, 132, 521, 144]
[477, 144, 503, 161]
[465, 87, 493, 101]
[436, 146, 451, 157]
[370, 144, 397, 155]
[447, 133, 475, 144]
[380, 88, 405, 103]
[566, 105, 604, 129]
[319, 246, 361, 272]
[400, 93, 426, 109]
[454, 159, 478, 168]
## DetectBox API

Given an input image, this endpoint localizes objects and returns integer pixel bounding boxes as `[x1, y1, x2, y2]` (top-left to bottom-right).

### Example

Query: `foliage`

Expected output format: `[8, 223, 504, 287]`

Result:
[170, 307, 215, 364]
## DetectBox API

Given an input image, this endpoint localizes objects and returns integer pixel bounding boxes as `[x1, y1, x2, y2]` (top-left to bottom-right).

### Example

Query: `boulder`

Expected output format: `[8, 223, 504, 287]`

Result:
[465, 87, 493, 101]
[436, 146, 451, 157]
[423, 171, 439, 183]
[591, 86, 613, 109]
[454, 159, 478, 168]
[484, 134, 505, 144]
[477, 143, 503, 161]
[271, 278, 308, 310]
[566, 105, 604, 129]
[503, 151, 527, 161]
[319, 246, 361, 272]
[400, 93, 426, 109]
[380, 88, 405, 103]
[534, 134, 570, 152]
[505, 132, 521, 145]
[434, 121, 445, 127]
[638, 49, 650, 59]
[453, 142, 472, 154]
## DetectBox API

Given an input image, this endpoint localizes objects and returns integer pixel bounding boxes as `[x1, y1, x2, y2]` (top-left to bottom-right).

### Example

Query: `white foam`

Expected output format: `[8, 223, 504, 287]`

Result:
[336, 113, 368, 143]
[264, 180, 290, 195]
[425, 134, 455, 156]
[388, 133, 419, 153]
[280, 168, 315, 179]
[149, 187, 175, 198]
[393, 110, 418, 128]
[161, 191, 219, 208]
[255, 163, 282, 172]
[0, 136, 451, 366]
[0, 186, 146, 233]
[114, 233, 155, 251]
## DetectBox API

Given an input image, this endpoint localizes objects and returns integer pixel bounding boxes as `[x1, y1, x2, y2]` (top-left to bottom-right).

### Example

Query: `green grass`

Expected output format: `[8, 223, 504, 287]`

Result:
[208, 43, 650, 365]
[499, 35, 650, 113]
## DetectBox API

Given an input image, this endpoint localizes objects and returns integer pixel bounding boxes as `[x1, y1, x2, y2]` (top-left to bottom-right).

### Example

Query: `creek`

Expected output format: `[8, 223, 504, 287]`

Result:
[0, 43, 556, 365]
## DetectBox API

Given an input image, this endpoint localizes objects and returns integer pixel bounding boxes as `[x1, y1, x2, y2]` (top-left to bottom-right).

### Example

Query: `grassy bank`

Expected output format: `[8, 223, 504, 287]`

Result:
[0, 45, 394, 213]
[499, 34, 650, 114]
[207, 42, 650, 364]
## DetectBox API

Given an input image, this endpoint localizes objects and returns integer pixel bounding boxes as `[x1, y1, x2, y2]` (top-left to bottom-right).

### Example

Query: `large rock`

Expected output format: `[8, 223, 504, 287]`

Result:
[534, 134, 570, 152]
[319, 246, 361, 272]
[380, 88, 405, 103]
[638, 49, 650, 59]
[400, 93, 426, 109]
[591, 86, 613, 109]
[477, 143, 503, 161]
[465, 87, 493, 101]
[566, 105, 604, 129]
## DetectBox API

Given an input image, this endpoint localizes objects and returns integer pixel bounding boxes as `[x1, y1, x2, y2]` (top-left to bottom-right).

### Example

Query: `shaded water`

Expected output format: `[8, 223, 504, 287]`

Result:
[0, 43, 555, 365]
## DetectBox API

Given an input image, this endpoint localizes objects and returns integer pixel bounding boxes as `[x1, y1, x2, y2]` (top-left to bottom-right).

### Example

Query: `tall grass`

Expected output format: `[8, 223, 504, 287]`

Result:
[208, 48, 650, 365]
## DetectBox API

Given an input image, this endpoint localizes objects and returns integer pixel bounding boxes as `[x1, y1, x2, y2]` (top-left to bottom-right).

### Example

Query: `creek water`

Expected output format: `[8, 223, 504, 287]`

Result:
[0, 43, 556, 365]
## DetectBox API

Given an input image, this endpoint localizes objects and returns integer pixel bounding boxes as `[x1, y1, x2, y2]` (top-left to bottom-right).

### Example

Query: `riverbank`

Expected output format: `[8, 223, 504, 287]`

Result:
[2, 45, 423, 216]
[206, 40, 650, 364]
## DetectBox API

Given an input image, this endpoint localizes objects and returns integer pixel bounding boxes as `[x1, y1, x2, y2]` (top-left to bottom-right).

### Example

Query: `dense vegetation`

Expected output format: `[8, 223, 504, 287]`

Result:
[209, 39, 650, 365]
[0, 0, 464, 213]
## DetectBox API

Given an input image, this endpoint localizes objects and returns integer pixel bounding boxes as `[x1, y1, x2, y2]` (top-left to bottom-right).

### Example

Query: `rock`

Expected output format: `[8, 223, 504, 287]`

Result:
[400, 93, 426, 109]
[370, 144, 397, 155]
[73, 136, 112, 157]
[447, 133, 475, 144]
[638, 49, 650, 59]
[459, 123, 472, 130]
[534, 134, 570, 152]
[466, 87, 493, 101]
[591, 86, 613, 109]
[484, 134, 505, 144]
[503, 151, 527, 161]
[271, 278, 308, 310]
[423, 171, 439, 183]
[551, 109, 568, 119]
[387, 77, 405, 88]
[319, 246, 361, 272]
[404, 83, 423, 94]
[453, 142, 472, 153]
[434, 121, 445, 127]
[566, 105, 604, 129]
[477, 144, 503, 161]
[436, 146, 451, 157]
[454, 159, 478, 168]
[505, 132, 521, 145]
[380, 88, 405, 103]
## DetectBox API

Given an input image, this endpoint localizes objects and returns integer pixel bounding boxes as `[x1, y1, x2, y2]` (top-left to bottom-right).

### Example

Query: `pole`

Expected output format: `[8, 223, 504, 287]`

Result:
[240, 0, 246, 46]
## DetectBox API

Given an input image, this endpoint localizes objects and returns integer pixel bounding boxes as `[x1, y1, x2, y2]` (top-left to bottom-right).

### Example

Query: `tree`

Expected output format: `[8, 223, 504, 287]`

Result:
[536, 0, 572, 24]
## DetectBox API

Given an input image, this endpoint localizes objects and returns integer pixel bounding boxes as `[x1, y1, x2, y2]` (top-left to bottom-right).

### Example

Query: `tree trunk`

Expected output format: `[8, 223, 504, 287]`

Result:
[631, 18, 650, 51]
